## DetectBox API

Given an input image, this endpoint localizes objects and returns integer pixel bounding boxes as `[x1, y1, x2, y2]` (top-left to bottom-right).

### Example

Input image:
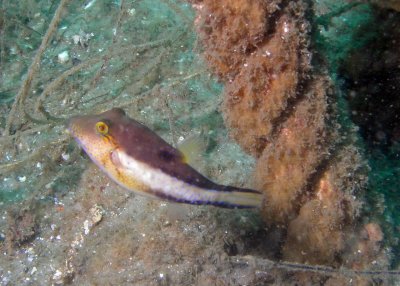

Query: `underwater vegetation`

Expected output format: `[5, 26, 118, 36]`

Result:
[0, 0, 399, 285]
[192, 0, 400, 283]
[193, 0, 357, 258]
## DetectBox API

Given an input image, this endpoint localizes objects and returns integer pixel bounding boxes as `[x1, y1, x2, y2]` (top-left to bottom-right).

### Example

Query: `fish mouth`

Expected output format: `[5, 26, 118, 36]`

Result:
[65, 116, 96, 151]
[65, 116, 80, 136]
[66, 117, 87, 152]
[64, 120, 72, 135]
[63, 118, 71, 135]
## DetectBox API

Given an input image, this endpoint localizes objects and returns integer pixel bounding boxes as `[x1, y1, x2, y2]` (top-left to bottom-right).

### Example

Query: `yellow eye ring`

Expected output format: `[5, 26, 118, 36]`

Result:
[95, 121, 109, 135]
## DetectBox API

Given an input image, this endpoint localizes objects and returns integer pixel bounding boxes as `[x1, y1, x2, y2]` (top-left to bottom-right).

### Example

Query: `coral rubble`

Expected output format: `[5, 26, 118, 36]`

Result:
[5, 206, 38, 250]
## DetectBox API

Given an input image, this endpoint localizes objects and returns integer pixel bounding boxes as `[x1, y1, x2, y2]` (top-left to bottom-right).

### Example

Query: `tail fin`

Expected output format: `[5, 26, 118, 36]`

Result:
[213, 187, 264, 209]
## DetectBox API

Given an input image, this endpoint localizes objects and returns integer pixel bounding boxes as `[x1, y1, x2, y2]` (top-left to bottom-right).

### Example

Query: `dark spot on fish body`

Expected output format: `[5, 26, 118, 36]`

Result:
[158, 147, 178, 163]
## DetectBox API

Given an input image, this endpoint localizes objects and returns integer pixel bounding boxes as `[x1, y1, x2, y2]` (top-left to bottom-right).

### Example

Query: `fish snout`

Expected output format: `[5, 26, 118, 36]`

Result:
[65, 116, 82, 137]
[65, 116, 92, 150]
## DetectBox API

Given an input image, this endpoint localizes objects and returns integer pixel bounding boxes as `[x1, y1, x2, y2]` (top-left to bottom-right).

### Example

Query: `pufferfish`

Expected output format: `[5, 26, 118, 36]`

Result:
[67, 108, 263, 208]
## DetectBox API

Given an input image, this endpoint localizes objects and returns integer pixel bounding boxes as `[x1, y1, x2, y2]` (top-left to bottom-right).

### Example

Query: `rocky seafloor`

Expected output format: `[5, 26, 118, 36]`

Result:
[1, 0, 400, 285]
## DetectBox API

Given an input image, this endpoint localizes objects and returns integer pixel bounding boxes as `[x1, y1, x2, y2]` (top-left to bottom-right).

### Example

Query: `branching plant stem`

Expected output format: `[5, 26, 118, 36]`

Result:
[4, 0, 70, 136]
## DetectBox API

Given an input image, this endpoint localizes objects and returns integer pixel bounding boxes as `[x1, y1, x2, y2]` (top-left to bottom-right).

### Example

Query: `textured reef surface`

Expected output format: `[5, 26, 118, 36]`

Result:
[0, 0, 400, 285]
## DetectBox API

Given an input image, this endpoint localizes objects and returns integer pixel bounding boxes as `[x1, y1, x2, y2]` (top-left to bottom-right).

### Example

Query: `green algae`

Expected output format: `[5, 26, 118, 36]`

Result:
[314, 3, 378, 74]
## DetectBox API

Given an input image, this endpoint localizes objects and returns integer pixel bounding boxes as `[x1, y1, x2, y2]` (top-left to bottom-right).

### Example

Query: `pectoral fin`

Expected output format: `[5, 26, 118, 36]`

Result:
[110, 149, 123, 168]
[177, 135, 206, 165]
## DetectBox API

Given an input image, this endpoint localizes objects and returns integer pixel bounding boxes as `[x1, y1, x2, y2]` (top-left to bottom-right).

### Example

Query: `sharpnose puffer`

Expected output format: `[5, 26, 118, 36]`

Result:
[67, 108, 263, 208]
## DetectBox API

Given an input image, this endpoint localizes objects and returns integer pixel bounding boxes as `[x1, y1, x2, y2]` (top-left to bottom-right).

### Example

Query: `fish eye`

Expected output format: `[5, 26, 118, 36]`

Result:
[95, 121, 109, 135]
